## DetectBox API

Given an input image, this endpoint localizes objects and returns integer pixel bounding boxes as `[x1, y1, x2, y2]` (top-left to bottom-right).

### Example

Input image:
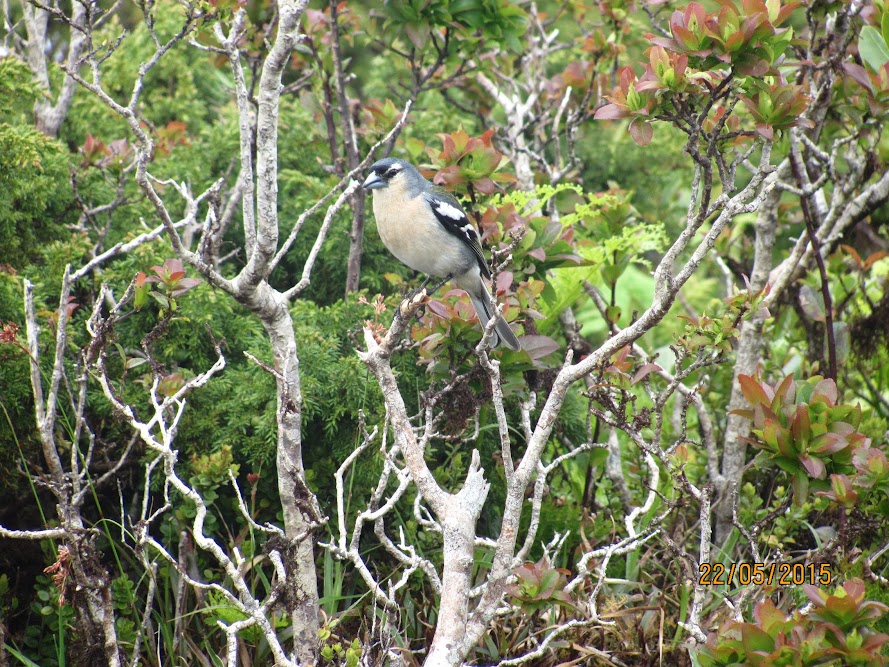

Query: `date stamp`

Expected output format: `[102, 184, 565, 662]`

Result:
[699, 562, 832, 587]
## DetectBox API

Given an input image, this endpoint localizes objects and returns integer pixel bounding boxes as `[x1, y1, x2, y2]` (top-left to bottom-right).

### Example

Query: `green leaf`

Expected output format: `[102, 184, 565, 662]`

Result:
[798, 284, 826, 322]
[741, 624, 774, 654]
[149, 291, 170, 309]
[792, 469, 809, 506]
[538, 220, 564, 247]
[2, 644, 42, 667]
[883, 12, 889, 53]
[859, 26, 889, 71]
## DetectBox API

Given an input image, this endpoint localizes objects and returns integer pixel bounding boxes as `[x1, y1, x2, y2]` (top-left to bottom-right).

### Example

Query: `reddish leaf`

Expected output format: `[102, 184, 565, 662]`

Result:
[754, 599, 788, 633]
[594, 104, 629, 120]
[738, 374, 771, 406]
[632, 363, 663, 384]
[863, 633, 889, 652]
[842, 62, 874, 94]
[629, 118, 654, 146]
[755, 123, 774, 140]
[519, 335, 560, 359]
[809, 432, 847, 455]
[171, 277, 202, 297]
[426, 300, 453, 319]
[82, 133, 110, 162]
[772, 374, 795, 407]
[473, 177, 497, 194]
[843, 579, 866, 601]
[790, 405, 811, 444]
[804, 583, 826, 606]
[799, 454, 826, 479]
[433, 164, 464, 187]
[864, 251, 889, 269]
[495, 271, 514, 293]
[813, 378, 838, 404]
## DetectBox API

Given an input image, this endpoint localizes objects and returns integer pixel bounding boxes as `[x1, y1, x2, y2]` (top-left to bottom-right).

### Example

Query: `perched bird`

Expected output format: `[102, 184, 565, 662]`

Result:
[362, 157, 521, 351]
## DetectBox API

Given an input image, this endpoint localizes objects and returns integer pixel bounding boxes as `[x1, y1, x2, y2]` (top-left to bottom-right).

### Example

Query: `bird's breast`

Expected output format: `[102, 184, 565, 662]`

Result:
[372, 189, 472, 278]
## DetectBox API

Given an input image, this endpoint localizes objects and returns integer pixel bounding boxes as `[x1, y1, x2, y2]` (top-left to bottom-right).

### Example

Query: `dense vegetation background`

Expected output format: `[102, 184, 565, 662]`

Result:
[0, 0, 888, 665]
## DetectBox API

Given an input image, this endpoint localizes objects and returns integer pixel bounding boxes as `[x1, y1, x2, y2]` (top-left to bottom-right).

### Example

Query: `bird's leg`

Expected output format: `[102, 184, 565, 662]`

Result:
[399, 275, 432, 309]
[417, 274, 433, 293]
[410, 275, 435, 320]
[426, 273, 453, 296]
[400, 274, 433, 301]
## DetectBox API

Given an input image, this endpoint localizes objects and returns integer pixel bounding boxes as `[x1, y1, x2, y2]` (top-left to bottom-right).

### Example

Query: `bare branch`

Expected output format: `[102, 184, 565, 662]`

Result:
[285, 180, 359, 299]
[269, 100, 413, 274]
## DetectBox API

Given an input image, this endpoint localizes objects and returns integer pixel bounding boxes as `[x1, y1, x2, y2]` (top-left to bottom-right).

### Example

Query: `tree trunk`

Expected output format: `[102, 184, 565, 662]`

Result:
[715, 186, 780, 543]
[24, 2, 87, 137]
[328, 0, 368, 295]
[345, 193, 367, 294]
[425, 454, 489, 666]
[257, 287, 320, 665]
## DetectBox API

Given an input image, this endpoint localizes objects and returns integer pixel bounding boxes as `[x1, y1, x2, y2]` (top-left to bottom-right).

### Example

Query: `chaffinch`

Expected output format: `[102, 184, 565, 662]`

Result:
[362, 158, 521, 351]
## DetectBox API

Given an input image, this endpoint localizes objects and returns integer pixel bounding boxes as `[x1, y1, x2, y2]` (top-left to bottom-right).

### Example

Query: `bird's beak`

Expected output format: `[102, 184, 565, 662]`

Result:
[362, 172, 385, 190]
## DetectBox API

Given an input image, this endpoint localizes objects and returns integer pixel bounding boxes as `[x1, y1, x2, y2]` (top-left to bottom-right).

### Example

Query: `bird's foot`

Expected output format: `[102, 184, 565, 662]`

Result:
[397, 274, 452, 319]
[399, 288, 429, 318]
[400, 274, 440, 304]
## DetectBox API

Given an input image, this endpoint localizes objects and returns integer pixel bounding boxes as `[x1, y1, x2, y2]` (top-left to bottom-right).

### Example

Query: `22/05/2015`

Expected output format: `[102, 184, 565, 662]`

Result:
[698, 562, 832, 586]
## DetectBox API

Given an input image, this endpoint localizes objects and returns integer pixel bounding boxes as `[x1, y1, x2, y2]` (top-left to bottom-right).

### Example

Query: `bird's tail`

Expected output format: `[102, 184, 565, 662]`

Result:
[466, 284, 521, 352]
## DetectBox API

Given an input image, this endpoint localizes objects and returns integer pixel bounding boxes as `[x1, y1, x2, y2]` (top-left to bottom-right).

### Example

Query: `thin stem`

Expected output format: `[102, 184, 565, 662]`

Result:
[790, 133, 837, 380]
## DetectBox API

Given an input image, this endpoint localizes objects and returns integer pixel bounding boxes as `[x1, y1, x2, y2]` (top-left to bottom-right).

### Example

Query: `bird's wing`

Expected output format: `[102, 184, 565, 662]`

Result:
[423, 189, 491, 279]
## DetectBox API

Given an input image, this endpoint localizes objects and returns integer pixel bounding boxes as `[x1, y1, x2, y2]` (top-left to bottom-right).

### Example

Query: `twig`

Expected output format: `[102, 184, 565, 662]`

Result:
[789, 129, 837, 380]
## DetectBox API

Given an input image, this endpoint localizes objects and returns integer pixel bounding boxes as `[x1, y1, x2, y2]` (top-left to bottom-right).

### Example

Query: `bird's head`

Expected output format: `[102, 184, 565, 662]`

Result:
[362, 158, 413, 191]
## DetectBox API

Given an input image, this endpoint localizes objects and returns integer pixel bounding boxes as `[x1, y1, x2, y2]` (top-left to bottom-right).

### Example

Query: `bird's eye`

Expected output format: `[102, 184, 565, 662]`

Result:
[385, 168, 400, 178]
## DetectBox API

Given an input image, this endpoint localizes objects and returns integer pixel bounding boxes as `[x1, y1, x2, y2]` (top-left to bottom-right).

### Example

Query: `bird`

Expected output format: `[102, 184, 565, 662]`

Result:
[362, 157, 521, 351]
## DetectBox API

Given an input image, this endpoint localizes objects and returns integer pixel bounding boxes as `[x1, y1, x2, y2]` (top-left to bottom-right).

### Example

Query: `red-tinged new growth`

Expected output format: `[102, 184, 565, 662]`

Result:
[732, 374, 883, 506]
